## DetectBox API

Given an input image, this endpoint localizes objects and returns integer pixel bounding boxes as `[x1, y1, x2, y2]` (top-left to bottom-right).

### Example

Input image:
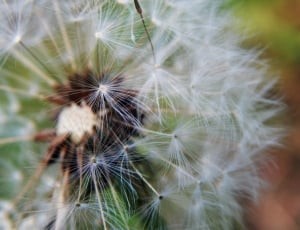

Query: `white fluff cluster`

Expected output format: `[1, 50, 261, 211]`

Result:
[56, 103, 98, 143]
[0, 0, 282, 229]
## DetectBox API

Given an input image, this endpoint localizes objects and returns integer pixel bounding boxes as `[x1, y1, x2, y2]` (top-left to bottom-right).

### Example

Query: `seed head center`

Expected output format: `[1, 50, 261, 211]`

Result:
[95, 31, 105, 39]
[97, 84, 109, 95]
[13, 34, 22, 44]
[56, 103, 97, 143]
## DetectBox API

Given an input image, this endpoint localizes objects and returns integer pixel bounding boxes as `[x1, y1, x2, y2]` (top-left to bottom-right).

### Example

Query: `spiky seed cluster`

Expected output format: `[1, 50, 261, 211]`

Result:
[35, 70, 147, 229]
[53, 70, 144, 137]
[0, 0, 283, 230]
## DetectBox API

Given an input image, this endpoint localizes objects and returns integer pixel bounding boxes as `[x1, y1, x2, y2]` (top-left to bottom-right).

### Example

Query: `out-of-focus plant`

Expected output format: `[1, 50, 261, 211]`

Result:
[227, 0, 300, 65]
[0, 0, 283, 229]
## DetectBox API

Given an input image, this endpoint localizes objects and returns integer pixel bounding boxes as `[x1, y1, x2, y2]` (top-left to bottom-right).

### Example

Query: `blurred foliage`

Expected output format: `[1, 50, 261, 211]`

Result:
[225, 2, 300, 229]
[227, 0, 300, 66]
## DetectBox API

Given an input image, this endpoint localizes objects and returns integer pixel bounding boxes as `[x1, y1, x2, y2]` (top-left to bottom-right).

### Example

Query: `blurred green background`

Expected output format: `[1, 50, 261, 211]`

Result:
[228, 0, 300, 229]
[228, 0, 300, 65]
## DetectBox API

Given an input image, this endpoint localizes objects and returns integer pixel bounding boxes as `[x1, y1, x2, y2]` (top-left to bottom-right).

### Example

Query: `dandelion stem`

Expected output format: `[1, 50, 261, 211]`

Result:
[55, 170, 70, 230]
[11, 49, 56, 86]
[108, 182, 130, 230]
[35, 8, 62, 60]
[130, 161, 160, 197]
[109, 117, 173, 137]
[134, 0, 156, 64]
[157, 155, 198, 182]
[18, 41, 59, 83]
[139, 127, 173, 137]
[0, 85, 45, 100]
[13, 159, 47, 207]
[53, 0, 76, 71]
[91, 170, 108, 230]
[76, 149, 84, 203]
[0, 135, 34, 145]
[109, 128, 160, 197]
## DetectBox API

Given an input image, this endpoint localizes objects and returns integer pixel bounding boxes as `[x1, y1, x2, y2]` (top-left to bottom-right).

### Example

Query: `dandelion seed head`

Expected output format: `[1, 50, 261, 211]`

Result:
[0, 0, 284, 229]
